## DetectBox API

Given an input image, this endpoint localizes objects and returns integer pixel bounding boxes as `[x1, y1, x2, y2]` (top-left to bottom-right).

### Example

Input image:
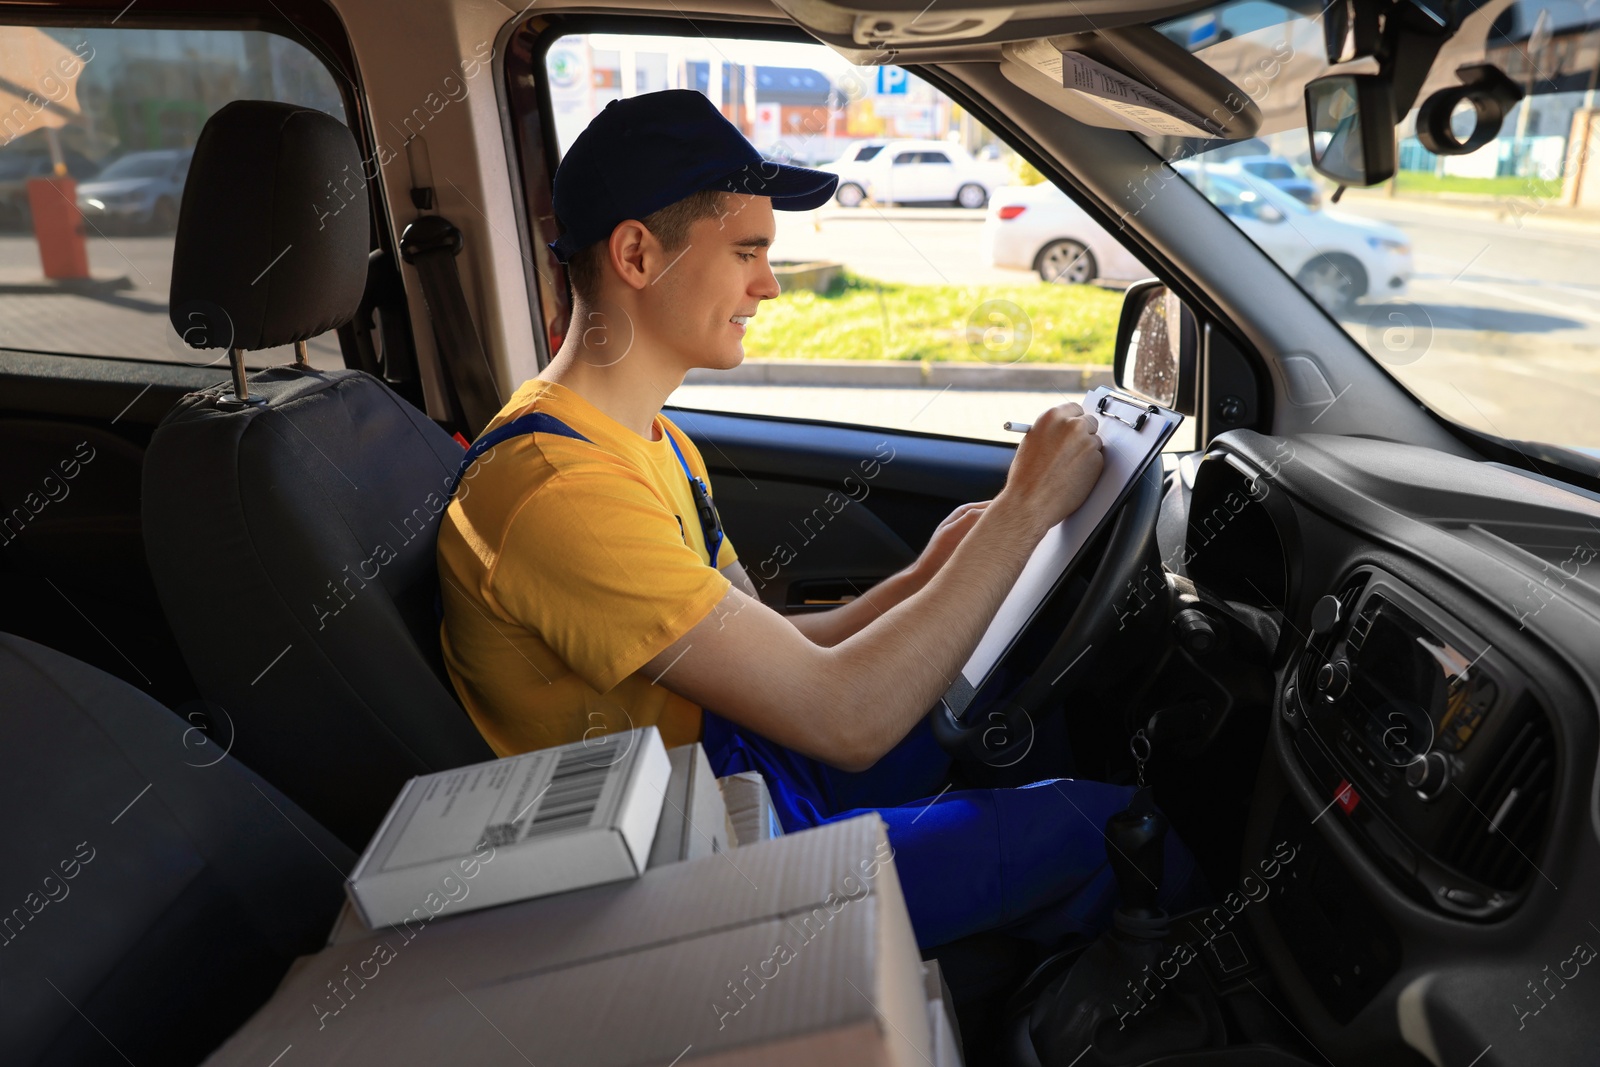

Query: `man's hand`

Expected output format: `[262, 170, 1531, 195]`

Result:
[998, 401, 1104, 539]
[910, 500, 991, 582]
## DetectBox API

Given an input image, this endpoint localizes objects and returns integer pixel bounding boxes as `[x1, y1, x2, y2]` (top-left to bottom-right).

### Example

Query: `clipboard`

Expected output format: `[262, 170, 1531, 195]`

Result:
[943, 387, 1183, 718]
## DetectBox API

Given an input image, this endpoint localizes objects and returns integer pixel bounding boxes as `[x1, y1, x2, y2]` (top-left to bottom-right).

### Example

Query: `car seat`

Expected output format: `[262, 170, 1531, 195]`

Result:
[141, 100, 492, 849]
[0, 632, 352, 1065]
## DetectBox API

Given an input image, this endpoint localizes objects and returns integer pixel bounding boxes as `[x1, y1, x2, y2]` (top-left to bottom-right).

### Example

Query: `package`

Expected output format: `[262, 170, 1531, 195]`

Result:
[327, 740, 728, 947]
[648, 743, 732, 867]
[346, 726, 671, 929]
[922, 959, 965, 1067]
[719, 770, 784, 846]
[206, 815, 930, 1067]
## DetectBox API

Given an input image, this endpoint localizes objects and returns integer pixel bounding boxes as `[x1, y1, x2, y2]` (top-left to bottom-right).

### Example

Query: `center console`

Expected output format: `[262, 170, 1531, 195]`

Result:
[1280, 565, 1557, 922]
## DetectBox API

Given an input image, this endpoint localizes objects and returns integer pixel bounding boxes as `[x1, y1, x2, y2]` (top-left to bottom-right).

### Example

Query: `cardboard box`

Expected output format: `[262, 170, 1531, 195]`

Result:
[649, 744, 733, 868]
[346, 726, 671, 929]
[206, 815, 929, 1067]
[719, 770, 783, 846]
[922, 960, 965, 1067]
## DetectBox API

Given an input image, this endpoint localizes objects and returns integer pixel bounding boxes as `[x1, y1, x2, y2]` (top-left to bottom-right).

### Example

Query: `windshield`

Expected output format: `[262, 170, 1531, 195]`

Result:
[1149, 0, 1600, 458]
[95, 152, 177, 180]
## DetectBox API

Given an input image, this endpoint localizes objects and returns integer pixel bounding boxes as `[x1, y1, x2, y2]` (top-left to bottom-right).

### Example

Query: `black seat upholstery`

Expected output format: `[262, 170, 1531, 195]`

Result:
[142, 101, 492, 848]
[0, 633, 352, 1065]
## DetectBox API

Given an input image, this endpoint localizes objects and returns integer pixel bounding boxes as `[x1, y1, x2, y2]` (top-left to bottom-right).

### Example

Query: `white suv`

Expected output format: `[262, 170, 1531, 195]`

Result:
[820, 139, 1005, 209]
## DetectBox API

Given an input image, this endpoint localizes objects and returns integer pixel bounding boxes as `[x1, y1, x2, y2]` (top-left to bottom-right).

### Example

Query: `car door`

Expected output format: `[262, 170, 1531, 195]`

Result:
[885, 148, 926, 202]
[911, 148, 957, 201]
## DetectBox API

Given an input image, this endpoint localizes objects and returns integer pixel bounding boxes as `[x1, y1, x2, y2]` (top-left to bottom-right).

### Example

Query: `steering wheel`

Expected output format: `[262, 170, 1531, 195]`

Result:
[929, 459, 1167, 762]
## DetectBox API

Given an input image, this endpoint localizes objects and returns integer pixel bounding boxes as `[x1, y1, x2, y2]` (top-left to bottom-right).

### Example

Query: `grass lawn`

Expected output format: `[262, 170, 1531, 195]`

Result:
[743, 270, 1123, 365]
[1394, 171, 1563, 199]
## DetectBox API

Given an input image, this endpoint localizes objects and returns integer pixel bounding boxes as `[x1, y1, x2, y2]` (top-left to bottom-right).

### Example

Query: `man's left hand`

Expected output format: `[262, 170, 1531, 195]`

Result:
[912, 500, 991, 582]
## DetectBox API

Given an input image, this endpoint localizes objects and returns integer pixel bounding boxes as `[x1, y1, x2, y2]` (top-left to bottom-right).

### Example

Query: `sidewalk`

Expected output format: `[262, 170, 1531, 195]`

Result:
[685, 358, 1115, 391]
[1339, 186, 1600, 235]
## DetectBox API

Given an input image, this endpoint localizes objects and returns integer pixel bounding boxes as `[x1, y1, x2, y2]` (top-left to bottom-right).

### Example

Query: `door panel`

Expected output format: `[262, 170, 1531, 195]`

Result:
[666, 407, 1014, 609]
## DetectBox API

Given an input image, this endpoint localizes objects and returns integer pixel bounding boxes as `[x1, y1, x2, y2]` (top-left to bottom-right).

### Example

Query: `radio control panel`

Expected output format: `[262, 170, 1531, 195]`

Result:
[1282, 566, 1555, 920]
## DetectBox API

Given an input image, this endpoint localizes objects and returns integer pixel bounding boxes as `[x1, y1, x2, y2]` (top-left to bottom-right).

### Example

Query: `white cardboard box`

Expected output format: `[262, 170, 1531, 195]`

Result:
[923, 959, 965, 1067]
[326, 741, 732, 948]
[719, 770, 783, 846]
[649, 743, 733, 867]
[346, 726, 671, 929]
[206, 815, 930, 1067]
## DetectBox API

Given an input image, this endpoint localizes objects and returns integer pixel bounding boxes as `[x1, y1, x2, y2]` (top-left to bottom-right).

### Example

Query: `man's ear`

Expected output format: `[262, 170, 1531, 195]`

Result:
[606, 221, 654, 292]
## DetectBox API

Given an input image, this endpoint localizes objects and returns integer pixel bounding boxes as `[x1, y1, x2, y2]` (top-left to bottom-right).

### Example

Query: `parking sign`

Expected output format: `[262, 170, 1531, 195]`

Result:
[877, 67, 908, 95]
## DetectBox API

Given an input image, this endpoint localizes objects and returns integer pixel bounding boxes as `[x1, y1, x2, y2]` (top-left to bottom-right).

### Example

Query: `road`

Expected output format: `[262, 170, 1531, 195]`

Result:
[1328, 195, 1600, 450]
[773, 206, 1024, 287]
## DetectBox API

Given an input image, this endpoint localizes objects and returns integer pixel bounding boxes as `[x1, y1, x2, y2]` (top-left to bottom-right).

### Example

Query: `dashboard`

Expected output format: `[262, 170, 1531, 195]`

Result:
[1175, 430, 1600, 1065]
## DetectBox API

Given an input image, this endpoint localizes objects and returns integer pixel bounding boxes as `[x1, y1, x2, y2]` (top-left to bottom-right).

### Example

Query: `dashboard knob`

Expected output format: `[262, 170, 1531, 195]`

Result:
[1314, 659, 1351, 701]
[1405, 751, 1451, 800]
[1311, 594, 1342, 635]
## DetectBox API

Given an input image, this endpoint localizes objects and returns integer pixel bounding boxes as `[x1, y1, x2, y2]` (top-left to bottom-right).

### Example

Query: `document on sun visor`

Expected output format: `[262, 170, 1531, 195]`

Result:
[960, 387, 1181, 691]
[1011, 40, 1222, 139]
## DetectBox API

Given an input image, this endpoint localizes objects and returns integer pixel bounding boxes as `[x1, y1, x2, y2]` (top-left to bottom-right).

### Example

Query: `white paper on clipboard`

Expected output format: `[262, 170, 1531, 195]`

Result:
[957, 387, 1182, 695]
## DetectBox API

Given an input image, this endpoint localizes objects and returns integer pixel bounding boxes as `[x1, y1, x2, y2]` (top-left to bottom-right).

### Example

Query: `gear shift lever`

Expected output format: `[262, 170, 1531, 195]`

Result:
[1107, 787, 1168, 936]
[1025, 787, 1224, 1066]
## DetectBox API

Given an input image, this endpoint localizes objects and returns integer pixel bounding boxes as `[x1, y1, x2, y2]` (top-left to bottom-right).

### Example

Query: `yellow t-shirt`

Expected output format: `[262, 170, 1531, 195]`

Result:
[436, 379, 738, 757]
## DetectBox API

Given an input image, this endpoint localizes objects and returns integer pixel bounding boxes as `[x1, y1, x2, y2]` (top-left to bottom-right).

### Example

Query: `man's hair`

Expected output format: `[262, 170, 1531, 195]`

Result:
[565, 188, 725, 302]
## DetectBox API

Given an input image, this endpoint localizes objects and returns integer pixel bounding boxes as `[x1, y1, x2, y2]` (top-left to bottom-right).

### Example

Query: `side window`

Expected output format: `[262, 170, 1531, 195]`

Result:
[0, 25, 348, 370]
[533, 32, 1157, 444]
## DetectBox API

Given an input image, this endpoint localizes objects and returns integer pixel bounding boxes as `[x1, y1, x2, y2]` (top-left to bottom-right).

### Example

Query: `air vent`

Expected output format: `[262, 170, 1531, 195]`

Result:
[1298, 574, 1367, 693]
[1437, 712, 1556, 891]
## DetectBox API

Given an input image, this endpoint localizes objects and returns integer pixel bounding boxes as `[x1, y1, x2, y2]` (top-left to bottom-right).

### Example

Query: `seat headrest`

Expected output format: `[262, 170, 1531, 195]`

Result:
[169, 100, 369, 352]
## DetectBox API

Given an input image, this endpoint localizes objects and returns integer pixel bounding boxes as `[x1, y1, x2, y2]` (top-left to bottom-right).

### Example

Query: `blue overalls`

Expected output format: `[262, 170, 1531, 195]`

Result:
[451, 417, 1204, 950]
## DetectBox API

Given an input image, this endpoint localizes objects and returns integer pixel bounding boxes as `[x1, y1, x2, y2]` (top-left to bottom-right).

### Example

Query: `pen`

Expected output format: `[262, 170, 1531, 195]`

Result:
[1003, 421, 1032, 433]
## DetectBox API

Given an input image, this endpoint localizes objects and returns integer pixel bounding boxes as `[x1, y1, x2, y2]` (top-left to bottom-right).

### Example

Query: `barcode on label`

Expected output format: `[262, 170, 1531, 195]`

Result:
[526, 749, 610, 838]
[478, 821, 523, 848]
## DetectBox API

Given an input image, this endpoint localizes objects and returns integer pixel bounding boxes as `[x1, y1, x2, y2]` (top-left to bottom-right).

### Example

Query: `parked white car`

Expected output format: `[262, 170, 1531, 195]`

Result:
[983, 167, 1413, 313]
[820, 139, 1007, 209]
[981, 182, 1150, 284]
[1179, 163, 1412, 312]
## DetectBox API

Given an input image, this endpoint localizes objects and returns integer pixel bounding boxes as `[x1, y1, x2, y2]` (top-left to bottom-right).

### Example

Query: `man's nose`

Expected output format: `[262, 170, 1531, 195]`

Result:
[752, 261, 781, 300]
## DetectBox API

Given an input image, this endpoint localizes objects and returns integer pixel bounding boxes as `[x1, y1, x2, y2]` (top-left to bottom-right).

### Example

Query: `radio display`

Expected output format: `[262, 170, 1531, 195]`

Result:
[1344, 602, 1486, 767]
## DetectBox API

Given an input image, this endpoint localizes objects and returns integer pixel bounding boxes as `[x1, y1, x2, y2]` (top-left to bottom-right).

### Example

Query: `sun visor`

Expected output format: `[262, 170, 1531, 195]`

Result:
[771, 0, 1231, 54]
[1001, 26, 1262, 139]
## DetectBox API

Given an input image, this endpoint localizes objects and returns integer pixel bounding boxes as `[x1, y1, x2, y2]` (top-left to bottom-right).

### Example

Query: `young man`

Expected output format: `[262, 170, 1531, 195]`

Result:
[437, 89, 1199, 950]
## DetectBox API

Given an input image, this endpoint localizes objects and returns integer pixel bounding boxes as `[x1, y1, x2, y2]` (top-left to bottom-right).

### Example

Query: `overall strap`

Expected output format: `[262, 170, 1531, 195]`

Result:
[445, 411, 591, 498]
[662, 425, 724, 570]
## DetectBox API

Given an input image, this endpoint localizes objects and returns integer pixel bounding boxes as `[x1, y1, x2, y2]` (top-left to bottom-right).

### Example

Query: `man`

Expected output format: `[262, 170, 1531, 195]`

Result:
[437, 89, 1199, 950]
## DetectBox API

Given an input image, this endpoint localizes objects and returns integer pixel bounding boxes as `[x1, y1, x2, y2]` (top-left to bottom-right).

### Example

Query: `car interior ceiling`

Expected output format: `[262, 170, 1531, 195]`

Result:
[2, 0, 1598, 1065]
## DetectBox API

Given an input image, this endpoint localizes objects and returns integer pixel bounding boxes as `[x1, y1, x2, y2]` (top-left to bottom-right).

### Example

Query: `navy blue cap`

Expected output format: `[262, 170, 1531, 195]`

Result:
[549, 89, 839, 263]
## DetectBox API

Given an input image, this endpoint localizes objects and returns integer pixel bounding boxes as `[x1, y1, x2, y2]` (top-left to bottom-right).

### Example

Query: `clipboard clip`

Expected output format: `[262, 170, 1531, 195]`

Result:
[1097, 393, 1159, 432]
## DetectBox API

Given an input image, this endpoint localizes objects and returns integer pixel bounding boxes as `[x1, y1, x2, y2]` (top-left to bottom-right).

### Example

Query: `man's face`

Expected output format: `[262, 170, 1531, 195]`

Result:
[644, 194, 780, 372]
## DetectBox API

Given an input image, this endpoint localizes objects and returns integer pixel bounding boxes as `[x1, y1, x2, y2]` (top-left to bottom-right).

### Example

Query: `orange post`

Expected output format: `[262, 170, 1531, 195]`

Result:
[27, 175, 90, 280]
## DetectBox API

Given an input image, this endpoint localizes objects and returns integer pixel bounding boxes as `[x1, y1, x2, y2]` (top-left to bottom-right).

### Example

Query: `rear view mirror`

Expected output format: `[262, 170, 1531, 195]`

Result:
[1305, 73, 1396, 186]
[1114, 280, 1196, 414]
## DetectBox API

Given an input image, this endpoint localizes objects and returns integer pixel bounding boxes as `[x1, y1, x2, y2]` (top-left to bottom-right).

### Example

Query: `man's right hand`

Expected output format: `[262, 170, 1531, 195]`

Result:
[997, 401, 1105, 540]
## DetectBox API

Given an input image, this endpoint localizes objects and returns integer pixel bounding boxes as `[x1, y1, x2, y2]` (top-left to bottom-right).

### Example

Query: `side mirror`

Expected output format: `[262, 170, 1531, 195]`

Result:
[1114, 280, 1197, 415]
[1304, 73, 1396, 186]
